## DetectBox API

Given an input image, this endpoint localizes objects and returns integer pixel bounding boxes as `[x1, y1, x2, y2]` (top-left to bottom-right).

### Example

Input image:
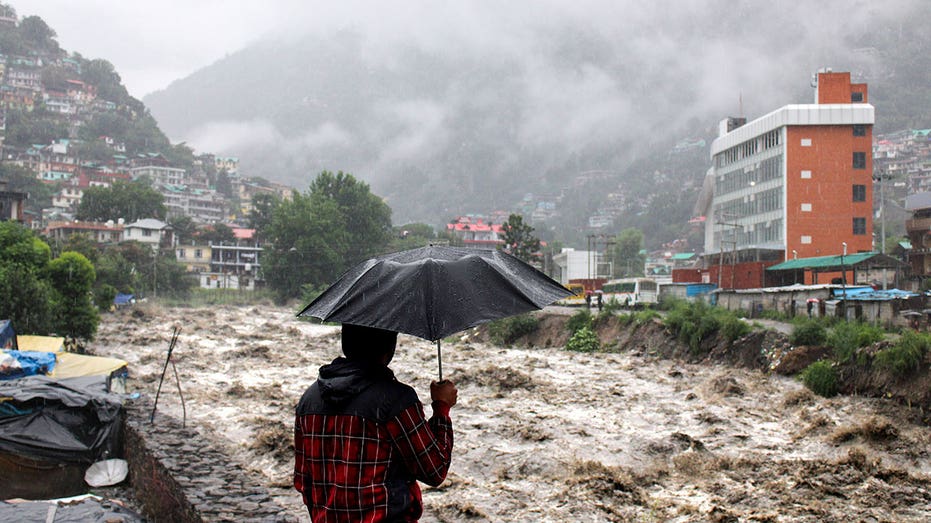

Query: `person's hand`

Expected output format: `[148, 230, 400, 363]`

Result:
[431, 379, 458, 408]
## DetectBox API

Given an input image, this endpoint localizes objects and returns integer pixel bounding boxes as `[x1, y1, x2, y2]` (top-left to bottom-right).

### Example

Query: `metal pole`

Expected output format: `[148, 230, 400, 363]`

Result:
[841, 242, 847, 322]
[436, 339, 443, 381]
[880, 171, 887, 289]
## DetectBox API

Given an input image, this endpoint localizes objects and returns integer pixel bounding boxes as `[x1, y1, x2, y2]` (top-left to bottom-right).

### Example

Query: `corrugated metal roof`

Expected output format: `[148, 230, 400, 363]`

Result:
[670, 252, 697, 260]
[766, 252, 879, 271]
[905, 192, 931, 210]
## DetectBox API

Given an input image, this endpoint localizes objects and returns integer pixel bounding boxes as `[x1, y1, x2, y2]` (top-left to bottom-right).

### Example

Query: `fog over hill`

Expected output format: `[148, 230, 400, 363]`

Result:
[144, 0, 928, 241]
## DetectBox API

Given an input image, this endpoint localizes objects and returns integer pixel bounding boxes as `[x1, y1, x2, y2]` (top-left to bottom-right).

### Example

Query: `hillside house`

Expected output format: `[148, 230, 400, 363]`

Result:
[44, 220, 123, 245]
[123, 219, 173, 250]
[446, 216, 505, 247]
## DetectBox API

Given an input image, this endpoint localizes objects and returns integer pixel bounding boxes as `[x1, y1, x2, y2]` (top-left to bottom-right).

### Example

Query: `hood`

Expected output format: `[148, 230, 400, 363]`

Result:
[317, 357, 393, 406]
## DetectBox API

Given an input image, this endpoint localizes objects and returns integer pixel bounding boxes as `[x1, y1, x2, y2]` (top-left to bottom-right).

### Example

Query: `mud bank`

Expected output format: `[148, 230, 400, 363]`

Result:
[91, 305, 931, 522]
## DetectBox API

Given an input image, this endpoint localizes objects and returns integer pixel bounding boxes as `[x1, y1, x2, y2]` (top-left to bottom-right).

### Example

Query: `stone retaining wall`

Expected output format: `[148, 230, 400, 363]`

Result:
[123, 397, 297, 522]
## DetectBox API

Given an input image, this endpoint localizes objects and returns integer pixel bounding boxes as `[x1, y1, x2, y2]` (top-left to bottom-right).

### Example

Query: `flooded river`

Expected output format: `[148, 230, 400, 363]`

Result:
[93, 304, 931, 522]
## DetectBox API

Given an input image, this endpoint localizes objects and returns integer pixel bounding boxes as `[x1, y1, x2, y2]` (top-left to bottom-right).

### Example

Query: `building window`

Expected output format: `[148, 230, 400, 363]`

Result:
[178, 249, 186, 259]
[801, 170, 811, 179]
[801, 203, 812, 212]
[853, 152, 866, 169]
[853, 184, 866, 202]
[851, 92, 864, 102]
[801, 235, 812, 244]
[142, 229, 152, 237]
[853, 217, 866, 235]
[801, 138, 812, 147]
[853, 124, 866, 137]
[195, 249, 202, 259]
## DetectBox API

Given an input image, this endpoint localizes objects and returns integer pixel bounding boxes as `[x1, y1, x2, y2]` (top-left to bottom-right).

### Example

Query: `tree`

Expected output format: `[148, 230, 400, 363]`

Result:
[55, 232, 100, 263]
[1, 162, 54, 210]
[308, 171, 393, 266]
[19, 15, 59, 53]
[215, 169, 234, 198]
[0, 222, 53, 335]
[389, 223, 436, 251]
[249, 192, 281, 242]
[48, 252, 99, 340]
[263, 192, 347, 301]
[611, 228, 646, 277]
[500, 214, 541, 263]
[198, 223, 236, 245]
[76, 180, 166, 222]
[263, 171, 392, 300]
[169, 215, 197, 245]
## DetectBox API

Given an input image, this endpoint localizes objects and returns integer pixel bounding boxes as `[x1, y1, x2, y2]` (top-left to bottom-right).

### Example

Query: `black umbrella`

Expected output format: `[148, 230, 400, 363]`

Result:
[298, 245, 572, 379]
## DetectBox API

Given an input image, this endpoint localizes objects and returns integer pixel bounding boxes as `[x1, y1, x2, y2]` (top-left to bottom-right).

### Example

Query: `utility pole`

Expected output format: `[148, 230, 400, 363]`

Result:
[875, 169, 888, 289]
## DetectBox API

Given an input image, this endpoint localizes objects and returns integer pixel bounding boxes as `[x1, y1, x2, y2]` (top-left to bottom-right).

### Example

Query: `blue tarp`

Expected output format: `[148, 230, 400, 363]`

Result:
[832, 287, 918, 301]
[0, 350, 57, 380]
[114, 293, 134, 305]
[0, 320, 14, 350]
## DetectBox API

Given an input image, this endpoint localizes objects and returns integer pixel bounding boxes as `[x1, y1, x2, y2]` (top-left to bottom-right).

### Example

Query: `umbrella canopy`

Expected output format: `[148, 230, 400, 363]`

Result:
[299, 245, 571, 342]
[85, 458, 128, 487]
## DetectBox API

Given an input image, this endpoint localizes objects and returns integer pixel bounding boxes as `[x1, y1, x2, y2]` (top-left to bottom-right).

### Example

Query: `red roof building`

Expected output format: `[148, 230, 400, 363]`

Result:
[445, 216, 505, 246]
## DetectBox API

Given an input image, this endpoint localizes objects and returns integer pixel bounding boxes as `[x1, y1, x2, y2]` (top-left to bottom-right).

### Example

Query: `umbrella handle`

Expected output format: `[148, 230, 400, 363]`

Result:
[436, 339, 443, 381]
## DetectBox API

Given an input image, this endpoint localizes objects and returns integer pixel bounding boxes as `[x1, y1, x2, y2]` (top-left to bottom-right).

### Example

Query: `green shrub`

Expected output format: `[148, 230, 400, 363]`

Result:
[790, 319, 827, 346]
[874, 331, 929, 375]
[801, 360, 838, 397]
[566, 309, 593, 335]
[664, 300, 719, 353]
[94, 283, 117, 311]
[721, 315, 751, 342]
[601, 297, 623, 315]
[566, 326, 600, 352]
[828, 322, 886, 362]
[487, 314, 540, 345]
[855, 323, 885, 347]
[632, 309, 661, 325]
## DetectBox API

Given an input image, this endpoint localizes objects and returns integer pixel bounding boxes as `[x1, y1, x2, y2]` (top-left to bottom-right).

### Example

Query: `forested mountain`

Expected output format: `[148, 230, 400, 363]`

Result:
[143, 2, 929, 248]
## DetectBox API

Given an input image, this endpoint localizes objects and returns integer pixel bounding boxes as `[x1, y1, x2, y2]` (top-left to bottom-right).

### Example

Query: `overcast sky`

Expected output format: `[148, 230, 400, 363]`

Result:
[12, 0, 921, 103]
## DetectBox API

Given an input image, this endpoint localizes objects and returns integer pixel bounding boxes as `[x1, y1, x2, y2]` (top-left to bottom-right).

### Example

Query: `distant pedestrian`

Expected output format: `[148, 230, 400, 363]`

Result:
[596, 292, 603, 312]
[807, 300, 813, 318]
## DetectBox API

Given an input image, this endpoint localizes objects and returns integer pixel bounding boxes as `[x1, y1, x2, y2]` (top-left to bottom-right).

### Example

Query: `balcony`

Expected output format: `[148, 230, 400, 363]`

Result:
[906, 217, 931, 232]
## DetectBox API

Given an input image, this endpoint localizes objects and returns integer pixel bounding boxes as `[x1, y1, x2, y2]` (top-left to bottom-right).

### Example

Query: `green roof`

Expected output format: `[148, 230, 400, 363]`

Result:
[767, 252, 880, 271]
[670, 252, 697, 260]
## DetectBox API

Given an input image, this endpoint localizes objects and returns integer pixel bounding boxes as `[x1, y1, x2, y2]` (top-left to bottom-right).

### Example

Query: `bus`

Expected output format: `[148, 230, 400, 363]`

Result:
[601, 277, 659, 307]
[556, 283, 588, 306]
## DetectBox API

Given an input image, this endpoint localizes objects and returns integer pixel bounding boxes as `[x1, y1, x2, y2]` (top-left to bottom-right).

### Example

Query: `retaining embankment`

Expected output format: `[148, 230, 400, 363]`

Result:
[123, 396, 297, 522]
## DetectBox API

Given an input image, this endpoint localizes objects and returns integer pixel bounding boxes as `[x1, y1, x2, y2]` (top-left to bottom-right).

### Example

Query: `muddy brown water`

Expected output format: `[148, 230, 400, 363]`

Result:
[92, 304, 931, 522]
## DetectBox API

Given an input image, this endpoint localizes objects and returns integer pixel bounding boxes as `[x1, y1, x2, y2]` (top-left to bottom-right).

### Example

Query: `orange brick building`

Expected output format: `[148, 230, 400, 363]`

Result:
[694, 70, 874, 288]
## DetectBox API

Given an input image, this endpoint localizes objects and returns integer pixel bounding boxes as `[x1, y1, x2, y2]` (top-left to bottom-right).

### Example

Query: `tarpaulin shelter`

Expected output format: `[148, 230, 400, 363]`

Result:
[0, 375, 124, 499]
[113, 293, 135, 307]
[0, 335, 129, 499]
[15, 335, 128, 393]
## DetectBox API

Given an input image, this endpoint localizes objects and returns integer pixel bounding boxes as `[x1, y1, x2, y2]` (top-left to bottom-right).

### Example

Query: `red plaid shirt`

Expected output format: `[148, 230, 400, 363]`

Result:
[295, 397, 453, 522]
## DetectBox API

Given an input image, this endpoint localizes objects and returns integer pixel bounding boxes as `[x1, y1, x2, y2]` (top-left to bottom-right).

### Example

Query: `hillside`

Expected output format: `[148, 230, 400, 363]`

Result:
[143, 2, 931, 245]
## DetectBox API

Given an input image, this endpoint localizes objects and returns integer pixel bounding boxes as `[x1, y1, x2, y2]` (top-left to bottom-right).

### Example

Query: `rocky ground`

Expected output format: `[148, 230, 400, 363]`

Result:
[91, 303, 931, 522]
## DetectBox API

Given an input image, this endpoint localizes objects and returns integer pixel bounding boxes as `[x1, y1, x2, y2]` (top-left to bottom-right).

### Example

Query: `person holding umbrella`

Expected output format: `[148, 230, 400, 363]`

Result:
[294, 323, 457, 522]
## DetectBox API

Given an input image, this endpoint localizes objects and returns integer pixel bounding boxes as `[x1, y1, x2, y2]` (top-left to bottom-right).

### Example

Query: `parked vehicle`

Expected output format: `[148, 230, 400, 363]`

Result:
[556, 283, 588, 306]
[601, 277, 659, 307]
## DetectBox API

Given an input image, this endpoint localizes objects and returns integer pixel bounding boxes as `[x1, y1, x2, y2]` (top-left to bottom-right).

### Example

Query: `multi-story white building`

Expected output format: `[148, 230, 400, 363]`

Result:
[131, 165, 187, 186]
[693, 70, 875, 288]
